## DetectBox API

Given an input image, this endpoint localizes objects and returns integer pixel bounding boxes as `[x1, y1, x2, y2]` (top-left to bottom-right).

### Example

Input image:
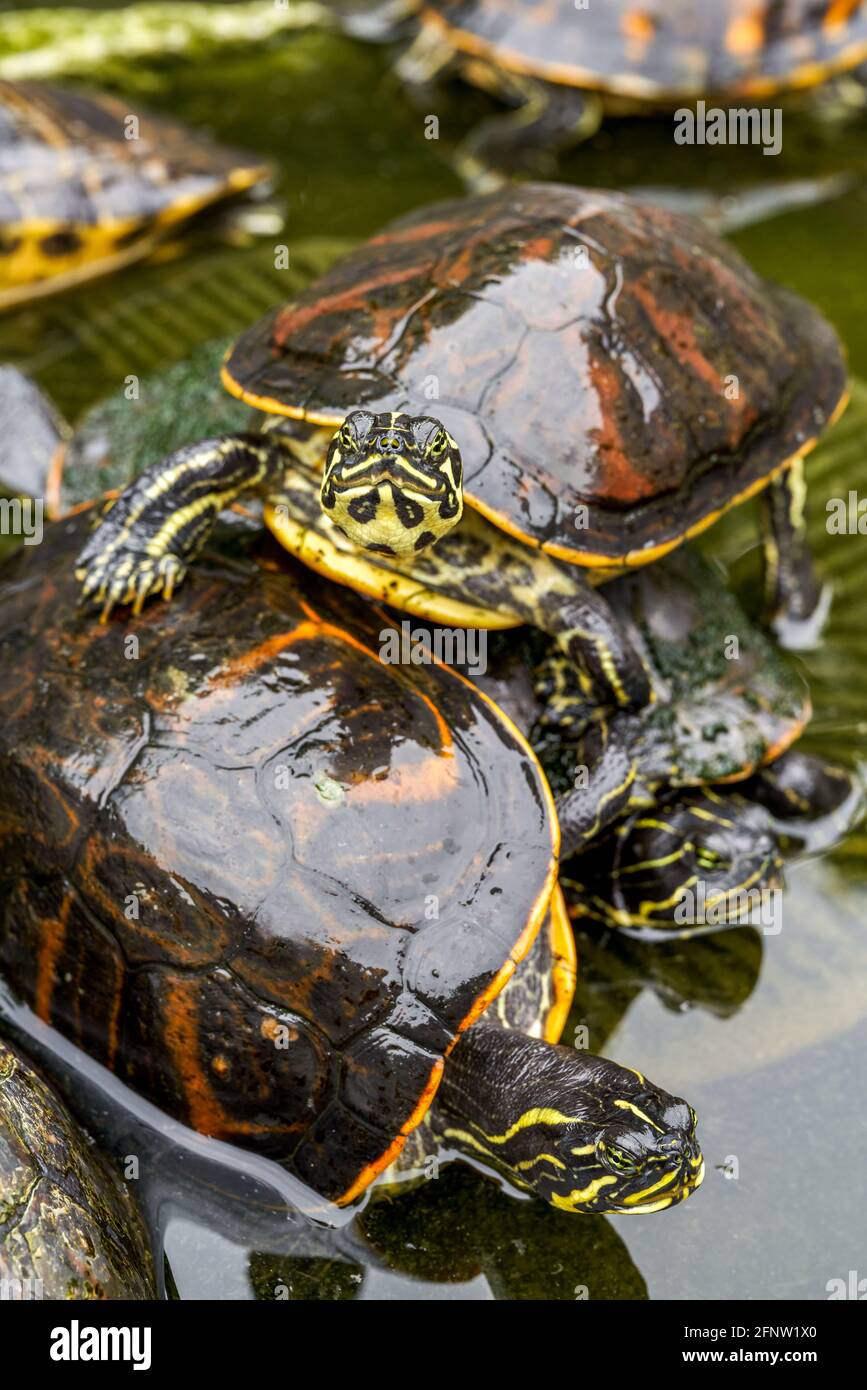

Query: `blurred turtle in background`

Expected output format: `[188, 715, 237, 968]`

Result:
[0, 79, 270, 310]
[339, 1, 867, 186]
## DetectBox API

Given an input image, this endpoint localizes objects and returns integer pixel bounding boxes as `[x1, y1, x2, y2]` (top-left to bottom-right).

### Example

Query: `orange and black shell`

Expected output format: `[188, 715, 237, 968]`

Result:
[223, 182, 848, 567]
[0, 80, 268, 308]
[422, 0, 867, 98]
[0, 517, 557, 1207]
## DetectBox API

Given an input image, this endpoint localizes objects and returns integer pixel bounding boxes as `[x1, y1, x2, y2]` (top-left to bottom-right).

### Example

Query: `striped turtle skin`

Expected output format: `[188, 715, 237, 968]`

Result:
[224, 183, 847, 568]
[421, 0, 867, 98]
[0, 81, 269, 310]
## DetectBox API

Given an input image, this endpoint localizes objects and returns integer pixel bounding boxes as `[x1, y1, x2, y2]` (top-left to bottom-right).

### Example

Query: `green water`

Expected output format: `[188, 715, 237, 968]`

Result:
[1, 5, 866, 1300]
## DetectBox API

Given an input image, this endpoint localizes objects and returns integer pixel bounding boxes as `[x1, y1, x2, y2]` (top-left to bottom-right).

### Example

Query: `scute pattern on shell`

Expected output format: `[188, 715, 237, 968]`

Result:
[226, 184, 847, 564]
[0, 518, 556, 1205]
[0, 80, 262, 228]
[424, 0, 867, 97]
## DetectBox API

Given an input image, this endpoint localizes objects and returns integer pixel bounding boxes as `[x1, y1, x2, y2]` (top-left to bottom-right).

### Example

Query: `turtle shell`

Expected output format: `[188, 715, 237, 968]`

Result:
[421, 0, 867, 98]
[223, 183, 848, 567]
[0, 1038, 156, 1299]
[0, 81, 269, 310]
[0, 516, 557, 1207]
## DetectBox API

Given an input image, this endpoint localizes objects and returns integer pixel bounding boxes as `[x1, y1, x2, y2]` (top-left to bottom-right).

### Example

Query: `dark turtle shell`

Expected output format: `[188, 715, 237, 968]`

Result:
[0, 1037, 156, 1299]
[422, 0, 867, 97]
[224, 183, 847, 567]
[0, 80, 269, 309]
[0, 516, 556, 1206]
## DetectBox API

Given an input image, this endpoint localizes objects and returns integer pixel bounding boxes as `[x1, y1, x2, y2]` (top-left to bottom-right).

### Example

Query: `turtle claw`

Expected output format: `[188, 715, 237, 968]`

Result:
[76, 548, 185, 622]
[159, 553, 186, 602]
[131, 580, 151, 617]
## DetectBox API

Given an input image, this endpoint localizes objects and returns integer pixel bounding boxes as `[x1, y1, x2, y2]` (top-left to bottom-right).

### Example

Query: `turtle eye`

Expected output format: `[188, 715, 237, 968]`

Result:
[598, 1140, 638, 1174]
[689, 1107, 698, 1132]
[411, 417, 445, 453]
[338, 411, 376, 452]
[606, 1146, 638, 1173]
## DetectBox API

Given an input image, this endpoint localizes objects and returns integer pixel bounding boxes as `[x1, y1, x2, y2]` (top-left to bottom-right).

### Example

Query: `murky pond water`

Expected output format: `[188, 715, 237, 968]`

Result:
[0, 4, 865, 1299]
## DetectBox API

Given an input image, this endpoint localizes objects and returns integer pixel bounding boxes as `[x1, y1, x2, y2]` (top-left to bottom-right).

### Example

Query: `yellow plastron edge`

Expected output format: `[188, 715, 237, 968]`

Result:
[264, 500, 522, 632]
[0, 166, 266, 311]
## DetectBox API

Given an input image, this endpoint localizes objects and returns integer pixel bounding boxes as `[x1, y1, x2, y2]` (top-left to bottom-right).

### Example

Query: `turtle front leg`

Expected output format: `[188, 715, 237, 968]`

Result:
[536, 577, 653, 721]
[552, 714, 641, 859]
[453, 67, 602, 193]
[75, 433, 290, 620]
[761, 459, 827, 646]
[395, 17, 457, 84]
[374, 507, 654, 720]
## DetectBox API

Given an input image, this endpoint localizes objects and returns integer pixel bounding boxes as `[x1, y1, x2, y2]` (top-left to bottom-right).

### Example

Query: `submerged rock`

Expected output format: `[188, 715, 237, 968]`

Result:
[0, 1037, 155, 1300]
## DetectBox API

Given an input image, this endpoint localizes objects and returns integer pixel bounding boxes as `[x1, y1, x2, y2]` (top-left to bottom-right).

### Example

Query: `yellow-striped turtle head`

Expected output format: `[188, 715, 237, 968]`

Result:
[592, 790, 783, 939]
[497, 1054, 704, 1215]
[582, 1066, 704, 1214]
[320, 410, 463, 557]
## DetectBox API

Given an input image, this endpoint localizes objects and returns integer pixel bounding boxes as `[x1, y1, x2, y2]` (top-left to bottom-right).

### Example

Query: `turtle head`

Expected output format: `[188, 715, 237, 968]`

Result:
[508, 1052, 705, 1215]
[579, 1062, 704, 1214]
[321, 410, 463, 557]
[441, 1026, 703, 1215]
[601, 791, 783, 938]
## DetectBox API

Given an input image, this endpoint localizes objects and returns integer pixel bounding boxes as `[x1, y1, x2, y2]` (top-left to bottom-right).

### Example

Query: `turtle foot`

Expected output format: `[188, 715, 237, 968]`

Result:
[76, 544, 187, 622]
[769, 579, 833, 651]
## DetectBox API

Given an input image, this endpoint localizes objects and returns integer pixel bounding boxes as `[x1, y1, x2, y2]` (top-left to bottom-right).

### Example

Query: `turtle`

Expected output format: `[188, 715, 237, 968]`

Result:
[0, 1035, 156, 1300]
[20, 340, 843, 862]
[464, 555, 859, 924]
[561, 768, 856, 938]
[463, 574, 857, 924]
[0, 511, 704, 1216]
[0, 79, 270, 311]
[528, 548, 859, 858]
[350, 1, 867, 186]
[74, 184, 849, 725]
